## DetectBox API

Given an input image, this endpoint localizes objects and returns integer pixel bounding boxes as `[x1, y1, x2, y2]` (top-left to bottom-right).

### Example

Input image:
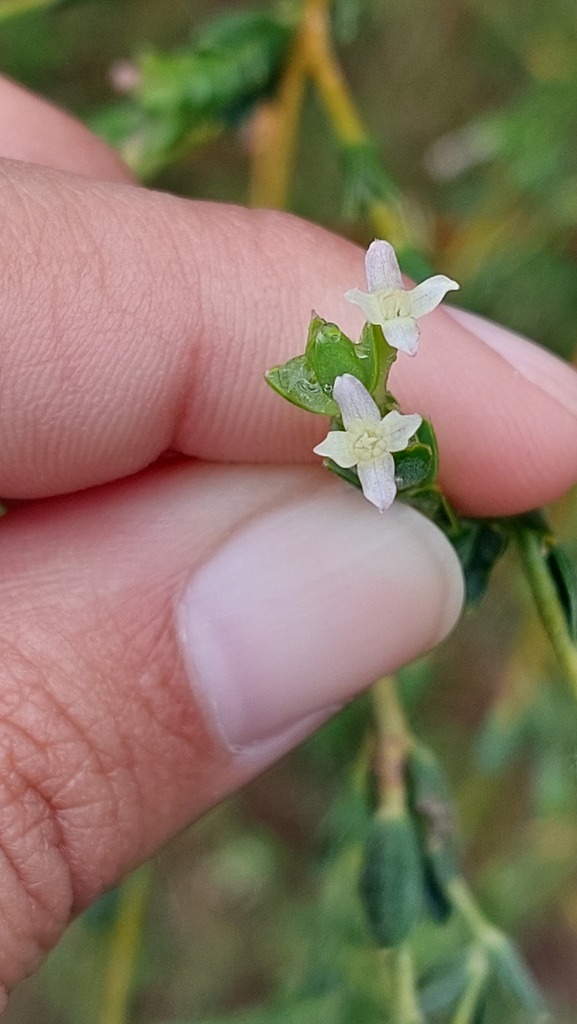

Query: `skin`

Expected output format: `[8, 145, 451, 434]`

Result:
[0, 75, 575, 1006]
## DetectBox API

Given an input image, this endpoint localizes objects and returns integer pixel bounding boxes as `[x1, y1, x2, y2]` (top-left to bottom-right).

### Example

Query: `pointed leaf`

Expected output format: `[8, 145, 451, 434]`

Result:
[406, 744, 459, 920]
[265, 356, 337, 415]
[545, 543, 577, 642]
[306, 315, 378, 392]
[355, 321, 386, 394]
[422, 859, 452, 922]
[394, 444, 436, 491]
[415, 418, 439, 475]
[324, 461, 362, 490]
[491, 938, 548, 1015]
[341, 142, 398, 218]
[419, 952, 470, 1014]
[475, 711, 527, 775]
[451, 519, 509, 605]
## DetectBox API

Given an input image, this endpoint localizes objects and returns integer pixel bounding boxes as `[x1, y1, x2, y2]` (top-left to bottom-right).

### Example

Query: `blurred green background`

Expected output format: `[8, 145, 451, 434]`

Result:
[1, 1, 577, 1022]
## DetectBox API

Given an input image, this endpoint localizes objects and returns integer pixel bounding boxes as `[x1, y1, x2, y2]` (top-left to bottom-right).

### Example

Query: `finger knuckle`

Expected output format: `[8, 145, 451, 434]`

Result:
[0, 632, 122, 993]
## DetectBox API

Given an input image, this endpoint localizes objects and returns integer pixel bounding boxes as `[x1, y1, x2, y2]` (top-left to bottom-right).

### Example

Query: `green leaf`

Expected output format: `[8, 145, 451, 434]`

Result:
[394, 444, 436, 491]
[451, 518, 509, 605]
[406, 744, 459, 921]
[359, 808, 425, 947]
[402, 486, 457, 531]
[415, 418, 439, 473]
[324, 461, 362, 490]
[265, 355, 337, 416]
[341, 141, 398, 218]
[137, 12, 292, 122]
[355, 321, 387, 395]
[363, 321, 397, 407]
[422, 859, 452, 923]
[545, 543, 577, 642]
[512, 509, 554, 542]
[306, 315, 378, 393]
[419, 952, 470, 1014]
[490, 938, 549, 1017]
[94, 8, 293, 179]
[475, 710, 527, 775]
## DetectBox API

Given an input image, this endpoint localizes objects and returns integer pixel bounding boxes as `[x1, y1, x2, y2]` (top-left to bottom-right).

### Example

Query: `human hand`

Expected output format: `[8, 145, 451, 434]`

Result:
[0, 76, 576, 1005]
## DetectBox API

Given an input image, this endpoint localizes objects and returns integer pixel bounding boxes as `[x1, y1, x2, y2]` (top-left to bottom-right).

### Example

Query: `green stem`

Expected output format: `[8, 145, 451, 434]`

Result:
[516, 526, 577, 701]
[448, 878, 548, 1017]
[450, 948, 489, 1024]
[98, 864, 153, 1024]
[447, 877, 502, 949]
[301, 0, 418, 248]
[371, 676, 414, 815]
[388, 944, 425, 1024]
[248, 3, 307, 208]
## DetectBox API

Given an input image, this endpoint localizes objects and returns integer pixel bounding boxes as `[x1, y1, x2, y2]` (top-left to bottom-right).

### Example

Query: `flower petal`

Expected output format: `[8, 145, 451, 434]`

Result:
[408, 275, 459, 319]
[381, 410, 422, 452]
[313, 430, 357, 468]
[333, 374, 381, 429]
[357, 452, 397, 512]
[382, 316, 420, 356]
[344, 288, 384, 324]
[365, 240, 403, 293]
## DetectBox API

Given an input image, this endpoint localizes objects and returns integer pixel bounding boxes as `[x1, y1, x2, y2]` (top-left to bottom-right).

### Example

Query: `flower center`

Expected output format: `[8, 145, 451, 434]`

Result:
[349, 421, 388, 463]
[376, 288, 412, 321]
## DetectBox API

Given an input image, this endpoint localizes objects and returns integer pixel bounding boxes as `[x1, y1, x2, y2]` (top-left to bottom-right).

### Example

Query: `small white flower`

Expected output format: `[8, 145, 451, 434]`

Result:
[313, 374, 422, 512]
[345, 239, 459, 356]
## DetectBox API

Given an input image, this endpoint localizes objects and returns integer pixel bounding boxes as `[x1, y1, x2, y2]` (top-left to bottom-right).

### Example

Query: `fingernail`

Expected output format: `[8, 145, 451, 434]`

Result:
[177, 489, 463, 756]
[447, 307, 577, 417]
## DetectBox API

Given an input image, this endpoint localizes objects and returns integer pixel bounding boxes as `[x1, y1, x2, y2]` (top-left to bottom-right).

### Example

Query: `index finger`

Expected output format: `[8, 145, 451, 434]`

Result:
[1, 159, 576, 515]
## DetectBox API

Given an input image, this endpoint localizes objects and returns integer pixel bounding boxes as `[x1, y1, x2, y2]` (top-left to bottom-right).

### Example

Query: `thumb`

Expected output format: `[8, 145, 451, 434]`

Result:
[0, 461, 462, 999]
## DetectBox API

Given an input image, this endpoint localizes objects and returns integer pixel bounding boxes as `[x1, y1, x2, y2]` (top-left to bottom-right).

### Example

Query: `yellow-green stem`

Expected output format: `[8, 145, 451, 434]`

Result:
[302, 0, 367, 147]
[98, 864, 153, 1024]
[388, 944, 425, 1024]
[301, 0, 412, 246]
[516, 527, 577, 702]
[450, 948, 489, 1024]
[447, 877, 502, 950]
[371, 675, 414, 815]
[248, 29, 307, 208]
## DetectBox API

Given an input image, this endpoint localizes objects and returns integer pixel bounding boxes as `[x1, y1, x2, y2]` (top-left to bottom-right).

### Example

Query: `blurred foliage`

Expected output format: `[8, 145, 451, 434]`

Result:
[1, 0, 577, 1022]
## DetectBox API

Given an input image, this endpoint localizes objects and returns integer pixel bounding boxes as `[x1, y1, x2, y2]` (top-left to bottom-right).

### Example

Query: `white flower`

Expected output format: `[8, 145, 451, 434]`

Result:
[345, 239, 459, 356]
[313, 374, 422, 512]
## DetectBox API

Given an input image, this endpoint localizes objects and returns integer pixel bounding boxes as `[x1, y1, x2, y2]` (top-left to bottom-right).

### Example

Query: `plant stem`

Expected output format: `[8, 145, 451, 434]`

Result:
[447, 876, 502, 949]
[371, 679, 422, 1019]
[450, 948, 489, 1024]
[302, 0, 366, 146]
[388, 944, 425, 1024]
[249, 18, 308, 208]
[249, 0, 421, 245]
[371, 675, 414, 815]
[516, 526, 577, 701]
[98, 864, 153, 1024]
[301, 0, 413, 246]
[449, 877, 548, 1017]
